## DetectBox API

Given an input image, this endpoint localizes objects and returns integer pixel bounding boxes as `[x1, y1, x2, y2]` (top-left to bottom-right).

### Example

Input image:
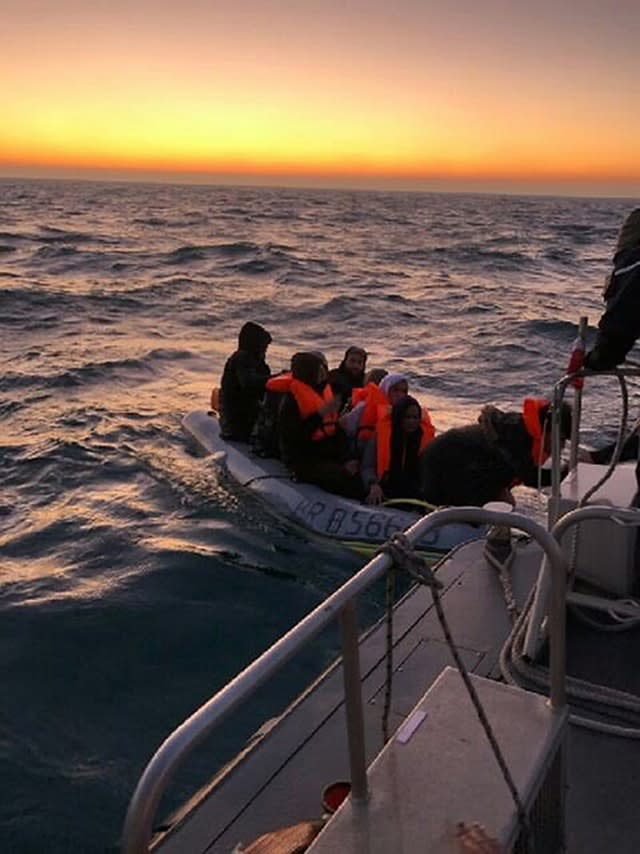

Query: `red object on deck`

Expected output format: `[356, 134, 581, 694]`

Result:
[567, 337, 585, 389]
[321, 781, 351, 814]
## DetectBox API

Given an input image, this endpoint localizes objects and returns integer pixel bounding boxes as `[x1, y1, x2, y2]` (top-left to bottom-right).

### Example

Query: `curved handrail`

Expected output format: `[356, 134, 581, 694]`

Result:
[549, 364, 640, 526]
[122, 506, 568, 854]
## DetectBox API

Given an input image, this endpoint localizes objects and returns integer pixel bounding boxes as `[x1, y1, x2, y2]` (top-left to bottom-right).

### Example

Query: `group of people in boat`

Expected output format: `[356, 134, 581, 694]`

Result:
[215, 321, 572, 508]
[215, 207, 640, 510]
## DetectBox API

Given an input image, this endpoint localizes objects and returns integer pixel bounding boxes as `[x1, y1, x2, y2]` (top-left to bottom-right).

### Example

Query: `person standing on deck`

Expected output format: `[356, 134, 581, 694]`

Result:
[580, 209, 640, 474]
[584, 208, 640, 370]
[219, 321, 272, 441]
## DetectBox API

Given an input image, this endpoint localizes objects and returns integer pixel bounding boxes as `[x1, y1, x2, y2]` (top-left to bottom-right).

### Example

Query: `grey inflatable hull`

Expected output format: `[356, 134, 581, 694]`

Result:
[182, 410, 483, 555]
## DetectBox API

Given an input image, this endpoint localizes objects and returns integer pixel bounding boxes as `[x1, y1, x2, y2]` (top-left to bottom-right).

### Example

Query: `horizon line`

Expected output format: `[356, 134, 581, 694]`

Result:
[1, 165, 639, 201]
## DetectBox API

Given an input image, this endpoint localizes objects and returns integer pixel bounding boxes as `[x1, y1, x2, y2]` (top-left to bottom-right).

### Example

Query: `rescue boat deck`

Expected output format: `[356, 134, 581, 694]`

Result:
[147, 536, 640, 854]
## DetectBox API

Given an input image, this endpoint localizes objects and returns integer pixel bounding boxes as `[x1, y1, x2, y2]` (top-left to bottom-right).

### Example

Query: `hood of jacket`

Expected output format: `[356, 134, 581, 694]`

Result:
[238, 322, 272, 355]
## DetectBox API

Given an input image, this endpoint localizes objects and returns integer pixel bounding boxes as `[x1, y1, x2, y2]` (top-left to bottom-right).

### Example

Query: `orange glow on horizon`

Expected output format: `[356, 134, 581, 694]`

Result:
[2, 146, 639, 186]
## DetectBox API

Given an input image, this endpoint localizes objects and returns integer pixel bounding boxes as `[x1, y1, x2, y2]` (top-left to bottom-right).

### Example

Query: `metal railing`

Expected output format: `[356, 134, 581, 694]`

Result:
[122, 506, 569, 854]
[518, 359, 640, 659]
[548, 362, 640, 528]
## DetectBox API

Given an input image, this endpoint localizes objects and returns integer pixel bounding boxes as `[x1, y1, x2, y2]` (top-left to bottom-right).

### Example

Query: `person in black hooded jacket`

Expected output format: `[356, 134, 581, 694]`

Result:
[219, 321, 272, 441]
[584, 208, 640, 371]
[327, 346, 367, 406]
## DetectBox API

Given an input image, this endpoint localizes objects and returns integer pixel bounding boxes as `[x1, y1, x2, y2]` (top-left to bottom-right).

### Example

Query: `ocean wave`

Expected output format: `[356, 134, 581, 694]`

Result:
[0, 399, 26, 419]
[551, 222, 607, 245]
[0, 230, 32, 242]
[35, 225, 119, 246]
[163, 241, 266, 265]
[0, 350, 191, 393]
[0, 286, 73, 324]
[34, 244, 79, 258]
[211, 240, 261, 257]
[165, 245, 208, 264]
[235, 257, 280, 274]
[132, 216, 167, 226]
[521, 317, 588, 339]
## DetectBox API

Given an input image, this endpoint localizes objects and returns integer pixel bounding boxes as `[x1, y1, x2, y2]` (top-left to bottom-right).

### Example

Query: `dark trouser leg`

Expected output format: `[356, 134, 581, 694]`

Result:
[296, 462, 365, 501]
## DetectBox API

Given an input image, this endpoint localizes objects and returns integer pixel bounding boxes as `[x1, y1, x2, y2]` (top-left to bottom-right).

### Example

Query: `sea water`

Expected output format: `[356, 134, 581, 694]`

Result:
[1, 179, 637, 852]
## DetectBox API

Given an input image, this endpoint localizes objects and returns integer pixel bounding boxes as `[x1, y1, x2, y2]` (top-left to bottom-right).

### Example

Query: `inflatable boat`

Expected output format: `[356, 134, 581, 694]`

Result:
[182, 410, 484, 556]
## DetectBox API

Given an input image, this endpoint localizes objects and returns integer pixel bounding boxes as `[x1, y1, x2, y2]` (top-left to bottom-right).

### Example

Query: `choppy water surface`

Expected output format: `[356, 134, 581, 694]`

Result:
[0, 179, 637, 851]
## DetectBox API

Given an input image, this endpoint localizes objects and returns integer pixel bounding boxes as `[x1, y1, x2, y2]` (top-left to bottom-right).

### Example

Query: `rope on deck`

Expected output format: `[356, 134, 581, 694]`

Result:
[379, 532, 533, 852]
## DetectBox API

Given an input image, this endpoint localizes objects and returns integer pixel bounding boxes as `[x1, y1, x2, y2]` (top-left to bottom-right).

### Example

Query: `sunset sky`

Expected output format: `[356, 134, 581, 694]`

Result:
[3, 0, 639, 195]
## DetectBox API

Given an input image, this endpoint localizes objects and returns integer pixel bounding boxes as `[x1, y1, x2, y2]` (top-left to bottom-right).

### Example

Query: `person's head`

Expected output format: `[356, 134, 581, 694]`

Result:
[616, 208, 640, 254]
[340, 346, 367, 379]
[392, 395, 422, 435]
[310, 351, 329, 383]
[291, 351, 324, 387]
[364, 368, 388, 386]
[379, 372, 409, 406]
[238, 322, 272, 357]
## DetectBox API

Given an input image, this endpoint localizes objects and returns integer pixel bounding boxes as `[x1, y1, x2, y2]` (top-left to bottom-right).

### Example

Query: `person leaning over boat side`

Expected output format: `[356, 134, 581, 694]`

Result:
[340, 372, 409, 454]
[219, 321, 272, 441]
[327, 345, 367, 406]
[419, 398, 572, 507]
[278, 352, 365, 500]
[361, 395, 435, 506]
[584, 208, 640, 371]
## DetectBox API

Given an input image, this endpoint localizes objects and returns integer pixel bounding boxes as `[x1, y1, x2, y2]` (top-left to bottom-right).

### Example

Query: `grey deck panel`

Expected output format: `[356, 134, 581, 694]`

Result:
[153, 537, 640, 854]
[153, 552, 470, 852]
[155, 540, 541, 853]
[307, 668, 567, 854]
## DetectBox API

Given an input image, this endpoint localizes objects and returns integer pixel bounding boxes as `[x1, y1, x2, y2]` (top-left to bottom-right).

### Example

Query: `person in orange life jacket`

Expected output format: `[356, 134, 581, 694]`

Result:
[364, 368, 388, 386]
[219, 321, 272, 441]
[361, 395, 435, 506]
[340, 372, 409, 451]
[278, 352, 364, 500]
[584, 208, 640, 371]
[251, 351, 329, 459]
[419, 399, 572, 508]
[327, 346, 367, 406]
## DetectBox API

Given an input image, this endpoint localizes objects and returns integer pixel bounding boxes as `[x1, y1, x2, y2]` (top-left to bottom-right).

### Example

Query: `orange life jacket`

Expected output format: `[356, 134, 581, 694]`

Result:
[265, 372, 292, 393]
[522, 397, 549, 467]
[289, 380, 338, 441]
[350, 385, 371, 406]
[356, 384, 388, 441]
[375, 410, 435, 479]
